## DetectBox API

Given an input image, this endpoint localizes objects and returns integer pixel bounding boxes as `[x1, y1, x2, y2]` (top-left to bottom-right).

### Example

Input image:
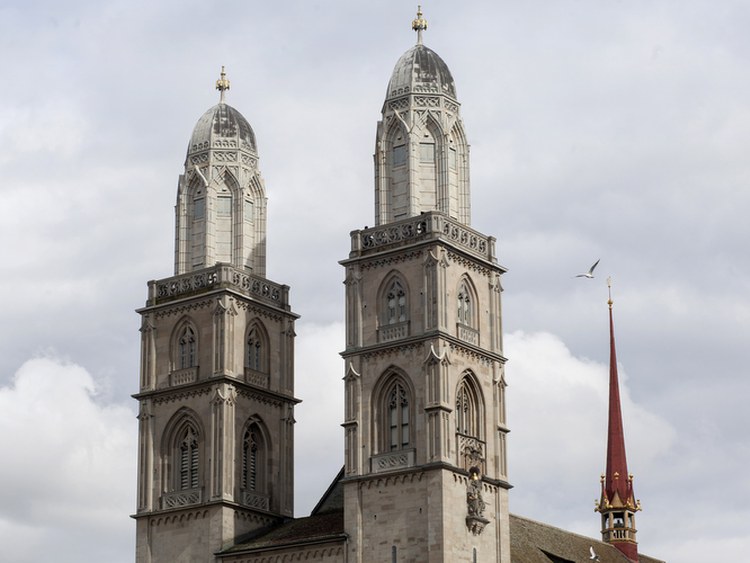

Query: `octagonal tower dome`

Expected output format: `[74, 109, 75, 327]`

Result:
[187, 102, 257, 156]
[386, 43, 456, 100]
[175, 68, 268, 277]
[374, 8, 470, 226]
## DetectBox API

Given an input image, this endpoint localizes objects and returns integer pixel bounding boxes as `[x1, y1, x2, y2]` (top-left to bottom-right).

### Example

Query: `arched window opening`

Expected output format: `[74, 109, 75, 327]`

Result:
[457, 281, 473, 327]
[177, 424, 199, 490]
[242, 426, 263, 491]
[456, 378, 480, 438]
[246, 326, 264, 372]
[387, 380, 410, 451]
[386, 279, 407, 325]
[178, 326, 196, 369]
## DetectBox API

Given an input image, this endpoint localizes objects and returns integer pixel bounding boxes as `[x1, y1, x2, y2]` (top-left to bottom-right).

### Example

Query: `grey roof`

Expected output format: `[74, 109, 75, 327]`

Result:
[218, 511, 345, 556]
[386, 44, 457, 99]
[509, 513, 665, 563]
[187, 102, 257, 154]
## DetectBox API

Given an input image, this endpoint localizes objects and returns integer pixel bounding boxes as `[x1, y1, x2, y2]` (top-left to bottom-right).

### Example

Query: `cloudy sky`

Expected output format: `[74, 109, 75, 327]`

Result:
[1, 0, 748, 561]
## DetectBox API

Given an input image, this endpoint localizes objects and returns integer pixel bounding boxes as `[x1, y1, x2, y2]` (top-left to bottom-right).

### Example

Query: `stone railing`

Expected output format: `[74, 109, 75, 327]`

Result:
[242, 490, 270, 510]
[457, 324, 479, 346]
[371, 449, 415, 474]
[161, 488, 202, 509]
[350, 212, 495, 263]
[148, 264, 290, 309]
[245, 368, 269, 388]
[378, 321, 410, 343]
[170, 367, 198, 387]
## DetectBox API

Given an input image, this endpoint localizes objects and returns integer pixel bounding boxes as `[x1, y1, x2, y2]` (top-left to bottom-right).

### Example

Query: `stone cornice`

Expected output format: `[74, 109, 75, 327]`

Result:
[140, 264, 297, 313]
[341, 331, 507, 364]
[133, 376, 301, 405]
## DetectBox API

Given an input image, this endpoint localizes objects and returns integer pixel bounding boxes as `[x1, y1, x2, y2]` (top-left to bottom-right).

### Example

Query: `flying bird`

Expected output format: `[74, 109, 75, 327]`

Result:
[589, 546, 601, 561]
[575, 259, 600, 279]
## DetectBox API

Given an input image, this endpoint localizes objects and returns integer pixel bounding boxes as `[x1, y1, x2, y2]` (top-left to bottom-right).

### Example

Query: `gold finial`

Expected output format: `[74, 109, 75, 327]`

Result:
[216, 66, 230, 103]
[607, 276, 613, 308]
[412, 5, 428, 45]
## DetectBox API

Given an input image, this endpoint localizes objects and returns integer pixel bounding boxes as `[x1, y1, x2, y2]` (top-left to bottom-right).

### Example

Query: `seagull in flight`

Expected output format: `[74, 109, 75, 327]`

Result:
[575, 259, 600, 279]
[589, 546, 601, 561]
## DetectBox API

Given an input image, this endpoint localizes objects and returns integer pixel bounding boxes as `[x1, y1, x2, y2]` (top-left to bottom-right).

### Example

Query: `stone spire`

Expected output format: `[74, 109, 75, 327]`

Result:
[596, 279, 641, 562]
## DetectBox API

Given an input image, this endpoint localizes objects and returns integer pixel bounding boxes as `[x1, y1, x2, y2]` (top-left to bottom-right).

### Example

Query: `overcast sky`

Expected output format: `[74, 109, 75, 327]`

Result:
[1, 1, 748, 561]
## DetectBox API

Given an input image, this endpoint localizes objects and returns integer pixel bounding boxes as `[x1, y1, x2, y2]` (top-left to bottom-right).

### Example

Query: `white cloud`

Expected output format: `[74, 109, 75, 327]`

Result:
[0, 357, 136, 563]
[505, 330, 676, 543]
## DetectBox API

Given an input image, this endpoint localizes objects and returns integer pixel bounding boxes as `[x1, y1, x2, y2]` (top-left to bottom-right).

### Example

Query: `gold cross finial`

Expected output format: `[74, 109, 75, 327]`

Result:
[607, 276, 613, 308]
[216, 66, 230, 103]
[412, 6, 428, 45]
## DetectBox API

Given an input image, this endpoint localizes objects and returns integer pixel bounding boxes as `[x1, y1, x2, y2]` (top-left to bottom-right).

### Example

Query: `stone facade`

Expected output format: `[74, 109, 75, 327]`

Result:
[134, 93, 298, 561]
[134, 12, 661, 563]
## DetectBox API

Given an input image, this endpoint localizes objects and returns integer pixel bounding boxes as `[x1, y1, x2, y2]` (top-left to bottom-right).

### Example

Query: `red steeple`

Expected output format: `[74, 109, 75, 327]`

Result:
[595, 280, 641, 562]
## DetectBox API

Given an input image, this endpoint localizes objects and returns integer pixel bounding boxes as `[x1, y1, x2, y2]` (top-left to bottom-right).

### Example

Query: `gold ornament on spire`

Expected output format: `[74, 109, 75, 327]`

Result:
[412, 5, 428, 45]
[216, 66, 230, 103]
[607, 276, 613, 308]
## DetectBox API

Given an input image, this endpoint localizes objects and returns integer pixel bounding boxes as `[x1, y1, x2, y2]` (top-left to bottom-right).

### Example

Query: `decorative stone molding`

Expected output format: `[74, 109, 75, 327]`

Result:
[370, 449, 415, 473]
[350, 212, 494, 264]
[458, 434, 486, 473]
[148, 264, 289, 309]
[245, 368, 269, 388]
[161, 488, 202, 509]
[241, 490, 270, 510]
[170, 367, 198, 387]
[457, 323, 479, 346]
[152, 387, 212, 405]
[153, 298, 214, 320]
[378, 321, 409, 342]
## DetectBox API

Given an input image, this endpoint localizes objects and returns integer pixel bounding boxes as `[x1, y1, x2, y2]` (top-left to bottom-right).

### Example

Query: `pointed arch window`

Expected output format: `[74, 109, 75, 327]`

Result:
[386, 279, 407, 325]
[392, 144, 407, 167]
[383, 379, 411, 451]
[242, 425, 265, 492]
[240, 421, 270, 510]
[178, 326, 197, 369]
[456, 378, 481, 439]
[245, 323, 268, 375]
[457, 281, 473, 327]
[177, 423, 199, 490]
[246, 326, 263, 372]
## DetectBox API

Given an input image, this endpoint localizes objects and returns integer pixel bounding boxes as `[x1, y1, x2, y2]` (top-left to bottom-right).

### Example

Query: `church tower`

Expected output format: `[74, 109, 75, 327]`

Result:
[595, 281, 641, 562]
[134, 70, 298, 562]
[341, 9, 511, 562]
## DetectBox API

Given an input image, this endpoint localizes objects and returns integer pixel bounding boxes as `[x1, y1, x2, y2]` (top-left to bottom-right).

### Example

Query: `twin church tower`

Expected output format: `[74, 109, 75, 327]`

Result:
[134, 9, 645, 563]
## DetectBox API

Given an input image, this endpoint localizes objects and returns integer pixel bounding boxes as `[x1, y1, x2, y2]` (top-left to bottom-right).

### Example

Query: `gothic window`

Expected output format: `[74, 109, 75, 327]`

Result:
[193, 196, 205, 219]
[381, 377, 411, 452]
[392, 144, 407, 167]
[178, 326, 197, 369]
[175, 422, 200, 490]
[190, 185, 206, 269]
[457, 280, 474, 327]
[420, 142, 435, 162]
[385, 279, 407, 325]
[241, 423, 266, 493]
[245, 323, 267, 373]
[244, 198, 254, 222]
[456, 377, 481, 439]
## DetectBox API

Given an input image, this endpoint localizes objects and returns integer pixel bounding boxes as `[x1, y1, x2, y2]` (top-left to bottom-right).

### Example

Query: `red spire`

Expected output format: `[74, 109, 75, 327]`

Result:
[604, 295, 632, 505]
[596, 280, 640, 562]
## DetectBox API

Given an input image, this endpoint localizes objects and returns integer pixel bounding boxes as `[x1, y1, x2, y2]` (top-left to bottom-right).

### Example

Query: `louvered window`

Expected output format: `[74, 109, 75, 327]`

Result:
[178, 426, 199, 490]
[387, 381, 410, 451]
